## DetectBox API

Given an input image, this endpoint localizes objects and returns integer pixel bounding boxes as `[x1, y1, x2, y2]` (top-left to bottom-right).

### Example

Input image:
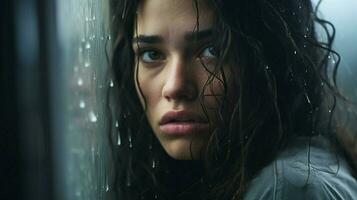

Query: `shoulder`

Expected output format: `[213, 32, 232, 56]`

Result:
[244, 137, 357, 200]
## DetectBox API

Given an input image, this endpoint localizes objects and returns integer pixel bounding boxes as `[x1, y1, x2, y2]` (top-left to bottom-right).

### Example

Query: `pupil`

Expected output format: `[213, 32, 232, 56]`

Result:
[149, 51, 160, 60]
[209, 47, 217, 56]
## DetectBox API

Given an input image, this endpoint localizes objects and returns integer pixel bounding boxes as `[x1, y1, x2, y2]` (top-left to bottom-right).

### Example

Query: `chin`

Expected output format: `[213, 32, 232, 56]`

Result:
[162, 139, 204, 160]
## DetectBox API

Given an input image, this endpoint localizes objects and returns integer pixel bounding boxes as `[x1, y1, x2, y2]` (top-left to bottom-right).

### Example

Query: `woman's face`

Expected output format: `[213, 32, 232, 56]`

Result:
[133, 0, 229, 160]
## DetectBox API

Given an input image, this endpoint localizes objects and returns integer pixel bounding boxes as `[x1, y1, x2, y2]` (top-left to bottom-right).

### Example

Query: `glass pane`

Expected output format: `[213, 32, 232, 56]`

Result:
[54, 0, 113, 199]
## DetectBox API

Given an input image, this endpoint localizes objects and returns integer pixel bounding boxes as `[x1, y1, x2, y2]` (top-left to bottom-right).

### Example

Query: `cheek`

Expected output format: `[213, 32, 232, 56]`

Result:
[135, 67, 162, 113]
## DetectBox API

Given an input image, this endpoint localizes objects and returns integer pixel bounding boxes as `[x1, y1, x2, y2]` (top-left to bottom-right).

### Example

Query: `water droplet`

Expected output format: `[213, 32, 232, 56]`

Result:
[91, 147, 96, 163]
[117, 132, 121, 146]
[115, 121, 119, 127]
[89, 111, 98, 122]
[77, 78, 83, 86]
[149, 144, 153, 150]
[81, 38, 86, 42]
[294, 50, 297, 55]
[75, 190, 81, 197]
[85, 16, 90, 22]
[78, 47, 83, 53]
[265, 65, 269, 70]
[299, 5, 302, 9]
[105, 183, 109, 192]
[154, 194, 158, 199]
[79, 100, 86, 108]
[152, 160, 156, 168]
[328, 109, 332, 113]
[100, 36, 105, 41]
[85, 42, 91, 49]
[128, 135, 133, 148]
[92, 16, 96, 21]
[305, 93, 311, 104]
[126, 174, 131, 187]
[304, 34, 307, 38]
[107, 35, 112, 40]
[109, 80, 114, 87]
[292, 12, 296, 16]
[84, 61, 90, 67]
[332, 59, 336, 64]
[321, 82, 324, 87]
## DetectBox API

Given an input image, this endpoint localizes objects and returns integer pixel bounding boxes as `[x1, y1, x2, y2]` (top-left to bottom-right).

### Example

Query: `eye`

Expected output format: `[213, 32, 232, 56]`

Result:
[200, 46, 218, 59]
[139, 50, 165, 63]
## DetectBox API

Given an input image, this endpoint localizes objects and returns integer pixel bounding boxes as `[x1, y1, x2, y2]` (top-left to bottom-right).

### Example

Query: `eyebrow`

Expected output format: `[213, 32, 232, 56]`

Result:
[132, 29, 213, 44]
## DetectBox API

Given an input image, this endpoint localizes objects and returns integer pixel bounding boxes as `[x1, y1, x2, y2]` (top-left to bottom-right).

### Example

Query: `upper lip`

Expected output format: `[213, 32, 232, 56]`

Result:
[159, 110, 208, 125]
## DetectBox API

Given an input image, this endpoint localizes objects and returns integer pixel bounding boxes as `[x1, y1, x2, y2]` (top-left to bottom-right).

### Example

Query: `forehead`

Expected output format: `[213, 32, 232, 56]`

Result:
[136, 0, 214, 38]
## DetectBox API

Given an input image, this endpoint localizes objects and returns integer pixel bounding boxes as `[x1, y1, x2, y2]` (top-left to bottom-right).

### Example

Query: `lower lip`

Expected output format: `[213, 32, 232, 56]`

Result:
[159, 122, 209, 136]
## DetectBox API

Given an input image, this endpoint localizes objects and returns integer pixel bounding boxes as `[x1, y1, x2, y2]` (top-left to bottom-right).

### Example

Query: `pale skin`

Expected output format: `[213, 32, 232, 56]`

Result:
[133, 0, 230, 160]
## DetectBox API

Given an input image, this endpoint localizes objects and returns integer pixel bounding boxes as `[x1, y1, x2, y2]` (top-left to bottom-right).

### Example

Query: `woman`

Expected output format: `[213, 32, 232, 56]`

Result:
[109, 0, 357, 199]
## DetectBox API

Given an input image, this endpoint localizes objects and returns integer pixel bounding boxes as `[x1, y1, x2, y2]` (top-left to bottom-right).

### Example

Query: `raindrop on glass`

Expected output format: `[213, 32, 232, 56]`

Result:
[115, 121, 119, 128]
[117, 132, 121, 146]
[78, 47, 83, 53]
[265, 65, 269, 70]
[84, 61, 90, 67]
[152, 160, 156, 168]
[91, 147, 95, 163]
[328, 109, 332, 113]
[79, 100, 86, 109]
[154, 194, 158, 199]
[305, 93, 311, 104]
[294, 50, 297, 55]
[107, 35, 112, 40]
[128, 134, 133, 148]
[89, 111, 98, 122]
[77, 78, 83, 86]
[110, 80, 114, 87]
[126, 173, 131, 187]
[92, 16, 96, 21]
[105, 183, 109, 192]
[75, 190, 81, 197]
[244, 135, 248, 140]
[85, 42, 91, 49]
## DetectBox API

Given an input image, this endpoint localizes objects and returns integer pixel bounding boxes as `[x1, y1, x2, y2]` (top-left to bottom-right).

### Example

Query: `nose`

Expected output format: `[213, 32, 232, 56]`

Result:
[162, 57, 198, 102]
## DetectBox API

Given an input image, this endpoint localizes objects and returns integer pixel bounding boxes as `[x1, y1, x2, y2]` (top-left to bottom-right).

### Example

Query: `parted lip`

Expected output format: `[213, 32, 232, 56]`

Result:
[159, 110, 208, 125]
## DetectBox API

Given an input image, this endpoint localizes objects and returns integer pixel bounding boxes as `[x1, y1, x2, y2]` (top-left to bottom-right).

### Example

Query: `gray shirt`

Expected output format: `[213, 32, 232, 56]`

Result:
[244, 136, 357, 200]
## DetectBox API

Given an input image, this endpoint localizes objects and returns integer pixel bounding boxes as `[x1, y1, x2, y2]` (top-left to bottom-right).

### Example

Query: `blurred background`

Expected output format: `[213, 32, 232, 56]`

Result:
[1, 0, 356, 200]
